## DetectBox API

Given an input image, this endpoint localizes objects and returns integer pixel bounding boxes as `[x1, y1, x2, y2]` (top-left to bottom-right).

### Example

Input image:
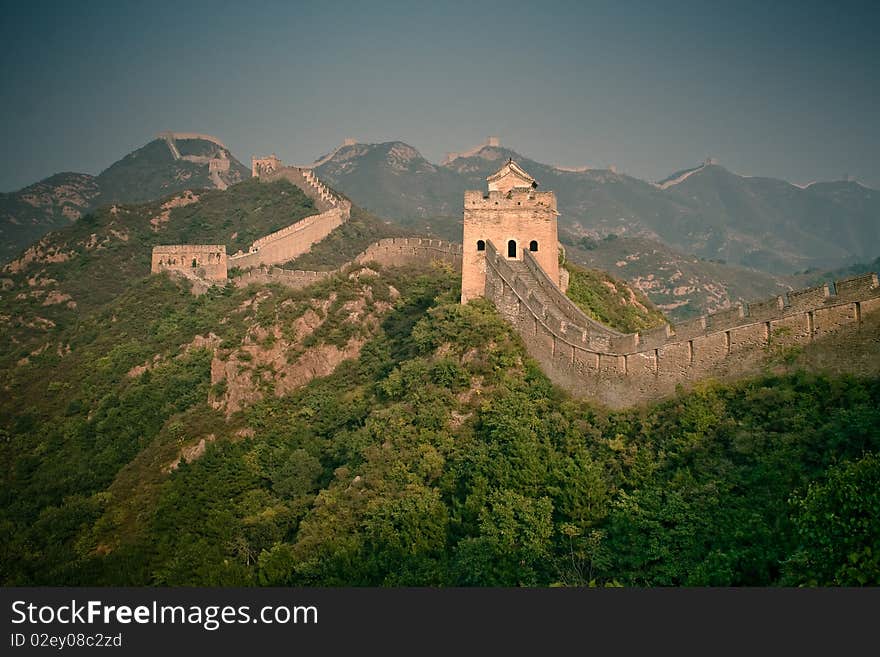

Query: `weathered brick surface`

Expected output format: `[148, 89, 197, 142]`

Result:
[151, 244, 227, 281]
[483, 237, 880, 408]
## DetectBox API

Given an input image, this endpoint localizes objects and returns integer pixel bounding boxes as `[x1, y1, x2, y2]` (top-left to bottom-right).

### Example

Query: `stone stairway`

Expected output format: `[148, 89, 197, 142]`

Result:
[301, 168, 337, 206]
[505, 259, 590, 330]
[263, 167, 344, 214]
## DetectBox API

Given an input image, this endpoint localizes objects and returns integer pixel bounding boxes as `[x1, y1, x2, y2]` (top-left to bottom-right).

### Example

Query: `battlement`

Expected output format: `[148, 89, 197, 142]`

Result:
[153, 244, 226, 255]
[252, 154, 283, 178]
[483, 242, 880, 407]
[519, 246, 618, 337]
[228, 206, 346, 270]
[152, 244, 227, 281]
[249, 208, 343, 251]
[354, 238, 463, 270]
[257, 165, 345, 213]
[660, 272, 880, 343]
[157, 132, 228, 149]
[463, 189, 557, 212]
[442, 136, 501, 164]
[231, 237, 463, 292]
[832, 272, 879, 299]
[234, 267, 334, 290]
[459, 155, 880, 407]
[152, 165, 350, 278]
[359, 237, 463, 252]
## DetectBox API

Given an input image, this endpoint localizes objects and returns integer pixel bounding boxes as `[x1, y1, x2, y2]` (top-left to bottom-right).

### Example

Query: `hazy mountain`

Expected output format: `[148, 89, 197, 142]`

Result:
[313, 141, 463, 234]
[315, 140, 880, 274]
[0, 172, 101, 265]
[2, 172, 878, 587]
[96, 137, 249, 205]
[0, 136, 250, 264]
[660, 164, 877, 272]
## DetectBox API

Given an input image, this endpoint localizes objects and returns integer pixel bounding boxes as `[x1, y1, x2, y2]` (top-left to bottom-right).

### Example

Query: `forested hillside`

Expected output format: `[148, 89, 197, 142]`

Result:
[2, 258, 877, 586]
[563, 260, 666, 332]
[0, 178, 389, 365]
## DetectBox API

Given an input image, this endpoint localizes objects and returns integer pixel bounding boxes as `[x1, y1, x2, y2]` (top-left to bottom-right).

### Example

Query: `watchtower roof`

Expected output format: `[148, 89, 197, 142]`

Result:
[486, 159, 537, 192]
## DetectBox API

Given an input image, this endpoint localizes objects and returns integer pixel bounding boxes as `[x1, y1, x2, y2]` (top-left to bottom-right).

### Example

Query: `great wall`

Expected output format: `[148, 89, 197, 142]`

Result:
[157, 131, 236, 190]
[233, 237, 462, 290]
[152, 155, 352, 280]
[486, 241, 880, 407]
[150, 157, 880, 408]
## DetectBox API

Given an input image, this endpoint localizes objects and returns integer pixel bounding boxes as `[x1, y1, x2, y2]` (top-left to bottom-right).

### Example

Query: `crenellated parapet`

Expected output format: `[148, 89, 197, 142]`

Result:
[254, 162, 348, 214]
[463, 189, 557, 211]
[158, 132, 228, 150]
[354, 237, 462, 269]
[151, 244, 227, 281]
[155, 163, 352, 276]
[227, 206, 347, 270]
[483, 239, 880, 407]
[231, 237, 463, 291]
[251, 154, 283, 178]
[233, 267, 334, 290]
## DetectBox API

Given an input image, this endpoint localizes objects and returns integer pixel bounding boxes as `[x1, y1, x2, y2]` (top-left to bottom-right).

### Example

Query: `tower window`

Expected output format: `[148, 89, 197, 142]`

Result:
[529, 240, 538, 252]
[191, 258, 198, 268]
[507, 240, 517, 258]
[477, 240, 485, 252]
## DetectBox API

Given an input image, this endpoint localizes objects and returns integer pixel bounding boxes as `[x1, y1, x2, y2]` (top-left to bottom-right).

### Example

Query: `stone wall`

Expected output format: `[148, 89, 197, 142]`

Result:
[154, 165, 353, 273]
[157, 132, 228, 159]
[520, 248, 619, 339]
[484, 240, 880, 408]
[228, 207, 346, 270]
[232, 238, 462, 291]
[252, 154, 283, 178]
[152, 244, 227, 281]
[259, 166, 345, 214]
[355, 237, 462, 269]
[158, 132, 228, 149]
[234, 267, 333, 290]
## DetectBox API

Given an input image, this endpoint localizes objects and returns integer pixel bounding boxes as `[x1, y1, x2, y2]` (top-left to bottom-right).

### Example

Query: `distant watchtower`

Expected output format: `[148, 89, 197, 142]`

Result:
[252, 154, 283, 178]
[461, 159, 559, 303]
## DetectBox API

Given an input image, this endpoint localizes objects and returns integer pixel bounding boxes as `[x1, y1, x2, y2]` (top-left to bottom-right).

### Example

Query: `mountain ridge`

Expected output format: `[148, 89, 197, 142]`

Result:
[2, 176, 878, 585]
[0, 135, 250, 264]
[312, 138, 879, 274]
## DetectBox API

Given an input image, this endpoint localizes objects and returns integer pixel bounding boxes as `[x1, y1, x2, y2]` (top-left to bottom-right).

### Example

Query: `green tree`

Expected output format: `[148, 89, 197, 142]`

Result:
[784, 453, 880, 586]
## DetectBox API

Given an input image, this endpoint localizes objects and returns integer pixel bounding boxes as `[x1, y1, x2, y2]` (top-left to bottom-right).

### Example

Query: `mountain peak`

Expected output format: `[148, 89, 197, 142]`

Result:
[313, 140, 436, 179]
[95, 134, 249, 201]
[442, 137, 502, 165]
[655, 159, 724, 189]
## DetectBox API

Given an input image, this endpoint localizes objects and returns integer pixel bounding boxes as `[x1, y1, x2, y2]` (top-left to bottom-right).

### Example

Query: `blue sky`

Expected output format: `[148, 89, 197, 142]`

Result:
[1, 0, 878, 191]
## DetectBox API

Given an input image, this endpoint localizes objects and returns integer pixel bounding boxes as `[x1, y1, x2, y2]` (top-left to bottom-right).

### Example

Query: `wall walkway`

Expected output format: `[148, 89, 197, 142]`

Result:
[484, 240, 880, 407]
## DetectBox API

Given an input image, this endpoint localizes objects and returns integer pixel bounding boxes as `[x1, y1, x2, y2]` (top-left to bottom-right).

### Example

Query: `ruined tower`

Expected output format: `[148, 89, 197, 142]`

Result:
[252, 154, 283, 178]
[461, 159, 559, 303]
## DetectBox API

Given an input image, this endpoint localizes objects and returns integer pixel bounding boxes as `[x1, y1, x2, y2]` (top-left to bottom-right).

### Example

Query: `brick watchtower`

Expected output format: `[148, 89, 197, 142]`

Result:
[252, 154, 283, 178]
[460, 159, 560, 303]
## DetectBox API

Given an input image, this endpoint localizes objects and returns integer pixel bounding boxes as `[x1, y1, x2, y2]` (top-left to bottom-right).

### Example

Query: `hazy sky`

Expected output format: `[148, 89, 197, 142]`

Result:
[1, 0, 878, 192]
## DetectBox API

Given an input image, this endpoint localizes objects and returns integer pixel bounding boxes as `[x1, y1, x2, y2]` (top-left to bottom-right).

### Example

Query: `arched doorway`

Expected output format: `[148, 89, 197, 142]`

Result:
[529, 240, 538, 252]
[507, 240, 517, 258]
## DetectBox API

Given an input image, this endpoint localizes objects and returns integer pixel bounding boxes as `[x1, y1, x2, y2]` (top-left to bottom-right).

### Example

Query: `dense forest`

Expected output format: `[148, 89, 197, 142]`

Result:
[2, 260, 878, 586]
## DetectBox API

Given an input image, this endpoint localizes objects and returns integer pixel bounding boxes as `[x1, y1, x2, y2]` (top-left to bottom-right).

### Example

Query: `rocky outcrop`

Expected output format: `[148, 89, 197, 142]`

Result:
[205, 279, 395, 416]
